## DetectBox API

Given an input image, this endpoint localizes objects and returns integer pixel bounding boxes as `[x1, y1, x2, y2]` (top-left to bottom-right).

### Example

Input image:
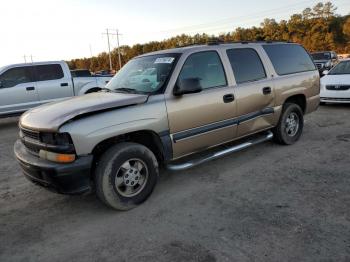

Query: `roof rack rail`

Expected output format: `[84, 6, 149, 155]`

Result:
[206, 40, 294, 45]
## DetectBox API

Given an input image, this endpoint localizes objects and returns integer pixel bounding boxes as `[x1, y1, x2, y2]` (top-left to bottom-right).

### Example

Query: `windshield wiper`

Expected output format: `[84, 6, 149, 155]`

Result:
[114, 87, 147, 94]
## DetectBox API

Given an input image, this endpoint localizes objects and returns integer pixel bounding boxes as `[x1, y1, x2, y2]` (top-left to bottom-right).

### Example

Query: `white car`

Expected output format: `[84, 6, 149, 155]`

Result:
[320, 59, 350, 104]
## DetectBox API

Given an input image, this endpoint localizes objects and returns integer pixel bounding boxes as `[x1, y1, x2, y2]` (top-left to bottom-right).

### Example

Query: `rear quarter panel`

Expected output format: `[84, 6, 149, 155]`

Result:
[272, 70, 320, 114]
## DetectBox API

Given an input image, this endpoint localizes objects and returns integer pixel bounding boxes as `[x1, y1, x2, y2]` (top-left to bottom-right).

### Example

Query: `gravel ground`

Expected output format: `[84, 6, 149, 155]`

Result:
[0, 105, 349, 262]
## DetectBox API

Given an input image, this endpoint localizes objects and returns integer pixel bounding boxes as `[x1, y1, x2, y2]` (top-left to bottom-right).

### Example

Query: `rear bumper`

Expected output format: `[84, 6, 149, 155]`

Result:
[14, 139, 93, 194]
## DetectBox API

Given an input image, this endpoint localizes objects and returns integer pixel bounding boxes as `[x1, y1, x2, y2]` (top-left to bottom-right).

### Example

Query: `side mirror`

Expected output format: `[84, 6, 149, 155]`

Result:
[322, 70, 329, 75]
[173, 77, 202, 96]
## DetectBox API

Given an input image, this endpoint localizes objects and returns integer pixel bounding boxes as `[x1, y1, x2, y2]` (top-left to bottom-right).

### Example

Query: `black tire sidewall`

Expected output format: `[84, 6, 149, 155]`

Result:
[96, 143, 159, 210]
[279, 103, 304, 145]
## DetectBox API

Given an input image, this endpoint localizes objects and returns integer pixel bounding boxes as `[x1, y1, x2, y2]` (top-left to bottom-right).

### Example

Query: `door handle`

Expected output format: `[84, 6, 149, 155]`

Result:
[26, 86, 35, 91]
[223, 94, 235, 103]
[262, 87, 272, 95]
[60, 83, 68, 87]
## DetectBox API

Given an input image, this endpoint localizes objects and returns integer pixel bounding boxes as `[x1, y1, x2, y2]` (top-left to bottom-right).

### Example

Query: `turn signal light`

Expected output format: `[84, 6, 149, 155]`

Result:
[39, 150, 76, 163]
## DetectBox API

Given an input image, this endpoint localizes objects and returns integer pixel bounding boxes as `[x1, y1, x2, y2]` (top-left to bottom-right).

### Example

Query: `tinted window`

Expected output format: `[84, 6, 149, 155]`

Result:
[179, 51, 227, 89]
[71, 70, 91, 77]
[263, 44, 316, 75]
[227, 48, 266, 84]
[0, 66, 35, 88]
[35, 64, 64, 81]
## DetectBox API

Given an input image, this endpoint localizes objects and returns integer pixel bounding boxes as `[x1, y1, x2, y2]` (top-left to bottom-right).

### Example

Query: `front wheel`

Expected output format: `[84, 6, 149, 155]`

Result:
[273, 103, 304, 145]
[95, 142, 159, 210]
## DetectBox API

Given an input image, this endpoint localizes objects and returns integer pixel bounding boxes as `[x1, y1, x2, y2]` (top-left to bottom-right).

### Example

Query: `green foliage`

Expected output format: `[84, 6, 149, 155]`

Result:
[67, 2, 350, 72]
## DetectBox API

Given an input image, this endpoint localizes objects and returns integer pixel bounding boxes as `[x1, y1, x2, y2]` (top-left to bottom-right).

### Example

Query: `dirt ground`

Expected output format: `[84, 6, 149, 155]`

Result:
[0, 105, 349, 262]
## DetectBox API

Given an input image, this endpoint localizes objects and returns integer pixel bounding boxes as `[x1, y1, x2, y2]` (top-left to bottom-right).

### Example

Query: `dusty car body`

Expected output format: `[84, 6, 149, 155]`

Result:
[15, 42, 320, 210]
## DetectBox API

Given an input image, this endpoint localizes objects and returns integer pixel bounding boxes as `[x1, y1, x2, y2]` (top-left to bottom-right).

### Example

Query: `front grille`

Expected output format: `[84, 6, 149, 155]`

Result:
[315, 63, 323, 70]
[326, 85, 350, 91]
[23, 140, 40, 155]
[20, 127, 41, 155]
[21, 128, 40, 141]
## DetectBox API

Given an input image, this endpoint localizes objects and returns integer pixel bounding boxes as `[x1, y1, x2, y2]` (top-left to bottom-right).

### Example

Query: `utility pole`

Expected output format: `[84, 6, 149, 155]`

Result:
[106, 29, 113, 71]
[116, 29, 122, 70]
[102, 29, 123, 71]
[23, 55, 33, 63]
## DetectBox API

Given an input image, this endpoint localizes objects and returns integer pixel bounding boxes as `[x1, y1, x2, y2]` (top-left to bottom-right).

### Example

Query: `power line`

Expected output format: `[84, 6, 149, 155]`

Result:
[148, 0, 349, 36]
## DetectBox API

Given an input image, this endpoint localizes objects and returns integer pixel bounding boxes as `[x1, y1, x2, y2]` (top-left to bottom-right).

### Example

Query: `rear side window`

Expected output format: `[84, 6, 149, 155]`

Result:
[35, 64, 64, 81]
[0, 66, 35, 88]
[263, 44, 316, 75]
[226, 48, 266, 84]
[179, 51, 227, 89]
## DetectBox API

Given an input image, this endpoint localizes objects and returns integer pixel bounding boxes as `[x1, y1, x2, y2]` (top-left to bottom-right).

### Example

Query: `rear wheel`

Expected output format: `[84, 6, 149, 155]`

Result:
[273, 103, 304, 145]
[95, 142, 159, 210]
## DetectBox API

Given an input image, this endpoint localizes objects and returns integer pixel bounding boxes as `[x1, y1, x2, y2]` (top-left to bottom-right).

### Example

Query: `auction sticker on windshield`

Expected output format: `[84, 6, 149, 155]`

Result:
[154, 57, 175, 64]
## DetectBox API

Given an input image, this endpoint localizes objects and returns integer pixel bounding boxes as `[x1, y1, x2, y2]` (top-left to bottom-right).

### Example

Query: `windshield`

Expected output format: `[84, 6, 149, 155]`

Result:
[106, 53, 180, 94]
[328, 61, 350, 75]
[311, 52, 331, 60]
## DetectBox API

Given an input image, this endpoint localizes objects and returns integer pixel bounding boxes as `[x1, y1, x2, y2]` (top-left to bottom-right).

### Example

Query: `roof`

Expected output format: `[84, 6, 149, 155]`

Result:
[0, 60, 65, 69]
[137, 41, 296, 57]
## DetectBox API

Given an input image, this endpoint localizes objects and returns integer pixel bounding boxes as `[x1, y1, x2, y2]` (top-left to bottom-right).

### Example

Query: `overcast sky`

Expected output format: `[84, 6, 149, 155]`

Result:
[0, 0, 349, 65]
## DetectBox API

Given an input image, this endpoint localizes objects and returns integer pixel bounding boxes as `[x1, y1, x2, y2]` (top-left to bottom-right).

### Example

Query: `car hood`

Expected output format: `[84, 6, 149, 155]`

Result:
[20, 92, 148, 132]
[321, 74, 350, 85]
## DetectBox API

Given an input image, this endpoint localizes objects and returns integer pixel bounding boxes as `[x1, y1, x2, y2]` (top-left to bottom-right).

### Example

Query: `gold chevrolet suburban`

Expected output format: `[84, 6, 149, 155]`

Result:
[14, 42, 320, 210]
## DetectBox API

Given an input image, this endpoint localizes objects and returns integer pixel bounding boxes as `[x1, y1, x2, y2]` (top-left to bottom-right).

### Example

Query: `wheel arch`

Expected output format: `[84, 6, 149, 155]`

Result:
[91, 130, 171, 166]
[284, 94, 306, 114]
[85, 87, 102, 94]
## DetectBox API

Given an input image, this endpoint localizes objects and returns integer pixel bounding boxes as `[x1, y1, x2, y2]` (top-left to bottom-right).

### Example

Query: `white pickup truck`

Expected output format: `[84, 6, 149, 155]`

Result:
[0, 61, 112, 117]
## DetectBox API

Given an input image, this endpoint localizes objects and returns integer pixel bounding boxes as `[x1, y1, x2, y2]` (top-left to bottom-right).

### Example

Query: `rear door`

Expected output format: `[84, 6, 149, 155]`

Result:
[34, 64, 73, 103]
[0, 66, 39, 115]
[226, 47, 275, 137]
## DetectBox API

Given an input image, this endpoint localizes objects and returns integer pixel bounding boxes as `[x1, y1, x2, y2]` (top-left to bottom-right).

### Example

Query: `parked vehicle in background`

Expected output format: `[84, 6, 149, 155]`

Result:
[311, 51, 338, 74]
[0, 61, 112, 117]
[14, 42, 320, 210]
[95, 70, 115, 77]
[70, 69, 92, 77]
[320, 59, 350, 104]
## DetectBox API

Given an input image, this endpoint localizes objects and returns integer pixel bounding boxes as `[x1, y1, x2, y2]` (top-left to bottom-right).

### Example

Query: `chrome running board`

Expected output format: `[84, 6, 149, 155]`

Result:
[166, 131, 273, 171]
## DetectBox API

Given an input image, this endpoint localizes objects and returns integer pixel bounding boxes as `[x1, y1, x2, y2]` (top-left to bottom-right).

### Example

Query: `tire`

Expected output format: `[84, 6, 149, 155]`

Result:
[95, 142, 159, 210]
[273, 103, 304, 145]
[320, 102, 326, 106]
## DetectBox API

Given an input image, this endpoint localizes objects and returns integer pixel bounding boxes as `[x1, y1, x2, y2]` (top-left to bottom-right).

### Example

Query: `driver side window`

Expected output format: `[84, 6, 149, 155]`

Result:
[178, 51, 227, 89]
[0, 66, 34, 88]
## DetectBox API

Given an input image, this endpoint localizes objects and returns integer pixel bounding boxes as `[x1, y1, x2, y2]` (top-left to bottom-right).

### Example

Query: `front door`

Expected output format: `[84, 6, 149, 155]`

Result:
[166, 51, 237, 159]
[0, 66, 39, 115]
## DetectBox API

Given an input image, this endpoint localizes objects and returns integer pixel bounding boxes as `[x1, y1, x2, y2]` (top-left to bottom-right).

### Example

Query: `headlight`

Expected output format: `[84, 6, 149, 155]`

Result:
[39, 132, 75, 163]
[40, 132, 72, 145]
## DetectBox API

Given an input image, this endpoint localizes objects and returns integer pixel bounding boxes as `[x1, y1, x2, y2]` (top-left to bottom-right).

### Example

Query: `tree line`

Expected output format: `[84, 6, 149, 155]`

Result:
[68, 2, 350, 72]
